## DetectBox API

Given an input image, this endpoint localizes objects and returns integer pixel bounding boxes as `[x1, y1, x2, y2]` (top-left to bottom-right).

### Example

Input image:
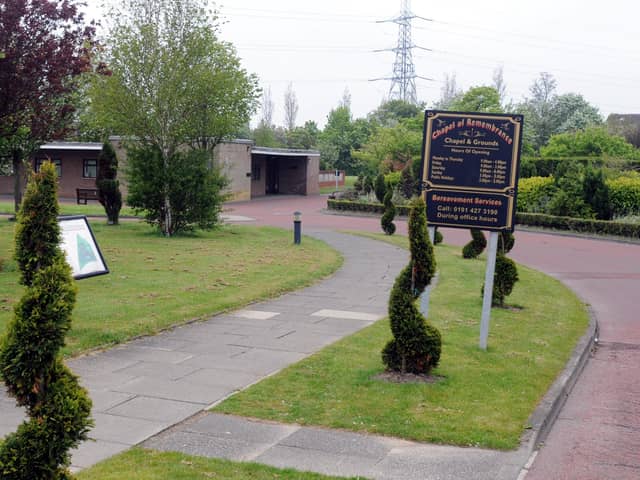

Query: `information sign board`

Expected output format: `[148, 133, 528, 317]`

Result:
[421, 110, 523, 231]
[58, 216, 109, 280]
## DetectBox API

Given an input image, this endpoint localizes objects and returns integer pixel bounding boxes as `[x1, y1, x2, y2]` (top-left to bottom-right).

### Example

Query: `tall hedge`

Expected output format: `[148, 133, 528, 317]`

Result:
[0, 162, 93, 479]
[382, 197, 441, 374]
[462, 229, 487, 258]
[381, 191, 396, 235]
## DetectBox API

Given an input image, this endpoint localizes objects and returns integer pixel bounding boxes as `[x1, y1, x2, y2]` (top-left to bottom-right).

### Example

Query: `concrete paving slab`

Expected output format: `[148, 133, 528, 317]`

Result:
[114, 377, 228, 405]
[107, 396, 204, 423]
[279, 427, 395, 459]
[97, 346, 194, 365]
[71, 439, 130, 469]
[66, 354, 139, 375]
[90, 412, 168, 445]
[183, 414, 299, 444]
[78, 371, 139, 391]
[231, 309, 281, 320]
[311, 309, 383, 321]
[89, 390, 135, 413]
[178, 348, 307, 375]
[114, 360, 200, 381]
[179, 368, 261, 390]
[144, 430, 274, 461]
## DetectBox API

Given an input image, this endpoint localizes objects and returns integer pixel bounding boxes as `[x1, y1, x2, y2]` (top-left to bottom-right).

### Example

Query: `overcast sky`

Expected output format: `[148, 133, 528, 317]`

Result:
[86, 0, 640, 128]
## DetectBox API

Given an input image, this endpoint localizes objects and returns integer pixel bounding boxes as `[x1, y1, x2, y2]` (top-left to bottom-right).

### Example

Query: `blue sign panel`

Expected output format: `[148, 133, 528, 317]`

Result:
[421, 110, 523, 231]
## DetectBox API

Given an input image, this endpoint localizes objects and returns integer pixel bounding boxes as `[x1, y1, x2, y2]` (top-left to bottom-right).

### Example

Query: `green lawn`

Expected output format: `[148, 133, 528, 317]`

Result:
[319, 175, 357, 194]
[77, 448, 364, 480]
[0, 200, 138, 217]
[214, 232, 589, 450]
[0, 220, 342, 356]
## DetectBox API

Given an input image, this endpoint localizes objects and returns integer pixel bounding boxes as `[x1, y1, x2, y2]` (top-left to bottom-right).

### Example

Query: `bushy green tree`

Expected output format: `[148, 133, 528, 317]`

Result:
[381, 191, 396, 235]
[382, 197, 441, 374]
[449, 86, 503, 113]
[0, 162, 93, 479]
[462, 229, 487, 258]
[540, 127, 639, 159]
[96, 142, 122, 225]
[127, 146, 229, 234]
[547, 161, 593, 218]
[89, 0, 258, 236]
[374, 173, 386, 203]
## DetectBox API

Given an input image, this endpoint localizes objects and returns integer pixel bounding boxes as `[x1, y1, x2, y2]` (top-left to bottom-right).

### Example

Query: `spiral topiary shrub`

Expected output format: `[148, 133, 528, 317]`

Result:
[382, 197, 441, 375]
[374, 173, 386, 204]
[491, 253, 519, 307]
[381, 190, 396, 235]
[0, 162, 93, 479]
[462, 229, 487, 258]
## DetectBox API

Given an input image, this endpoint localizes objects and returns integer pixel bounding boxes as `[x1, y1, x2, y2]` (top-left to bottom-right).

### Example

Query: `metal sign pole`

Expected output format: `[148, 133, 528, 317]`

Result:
[420, 226, 436, 319]
[479, 231, 499, 350]
[335, 169, 339, 190]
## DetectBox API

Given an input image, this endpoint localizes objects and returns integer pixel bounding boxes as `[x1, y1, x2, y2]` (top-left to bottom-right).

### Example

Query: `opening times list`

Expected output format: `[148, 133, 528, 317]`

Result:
[429, 151, 510, 190]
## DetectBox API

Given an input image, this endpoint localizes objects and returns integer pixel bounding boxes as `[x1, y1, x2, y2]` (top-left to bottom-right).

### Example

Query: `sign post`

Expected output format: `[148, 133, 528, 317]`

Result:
[335, 169, 339, 190]
[419, 110, 523, 349]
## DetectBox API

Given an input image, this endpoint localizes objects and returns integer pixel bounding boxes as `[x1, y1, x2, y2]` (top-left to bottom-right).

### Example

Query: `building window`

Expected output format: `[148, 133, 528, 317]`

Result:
[83, 159, 98, 178]
[252, 166, 261, 181]
[35, 158, 62, 177]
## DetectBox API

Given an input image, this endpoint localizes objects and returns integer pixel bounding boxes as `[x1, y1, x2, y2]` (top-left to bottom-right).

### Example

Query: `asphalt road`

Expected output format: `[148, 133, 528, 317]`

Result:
[225, 194, 640, 480]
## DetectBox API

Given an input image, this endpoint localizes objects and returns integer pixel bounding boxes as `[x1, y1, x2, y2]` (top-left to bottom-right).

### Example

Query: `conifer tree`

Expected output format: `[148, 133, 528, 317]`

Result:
[382, 197, 441, 374]
[462, 229, 487, 258]
[96, 141, 122, 225]
[381, 191, 396, 235]
[0, 162, 93, 479]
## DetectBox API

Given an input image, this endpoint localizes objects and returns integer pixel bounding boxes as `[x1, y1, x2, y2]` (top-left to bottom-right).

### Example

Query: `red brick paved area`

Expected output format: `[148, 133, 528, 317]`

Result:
[226, 194, 640, 480]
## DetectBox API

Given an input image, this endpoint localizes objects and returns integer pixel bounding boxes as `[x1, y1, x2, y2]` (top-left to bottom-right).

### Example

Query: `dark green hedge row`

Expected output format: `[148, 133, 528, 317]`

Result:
[328, 199, 640, 239]
[328, 199, 411, 216]
[516, 213, 640, 238]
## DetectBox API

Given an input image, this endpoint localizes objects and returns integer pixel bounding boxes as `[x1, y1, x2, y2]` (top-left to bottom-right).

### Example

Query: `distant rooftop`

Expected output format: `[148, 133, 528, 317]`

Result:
[40, 141, 102, 151]
[251, 146, 320, 157]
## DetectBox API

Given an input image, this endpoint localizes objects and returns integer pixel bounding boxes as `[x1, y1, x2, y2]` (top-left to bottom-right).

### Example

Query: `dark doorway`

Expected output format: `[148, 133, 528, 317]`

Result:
[266, 159, 279, 194]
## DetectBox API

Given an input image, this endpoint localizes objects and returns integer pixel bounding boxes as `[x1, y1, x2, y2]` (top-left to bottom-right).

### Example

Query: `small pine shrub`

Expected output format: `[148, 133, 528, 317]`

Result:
[374, 173, 386, 203]
[382, 198, 441, 375]
[363, 175, 374, 196]
[434, 228, 443, 245]
[491, 253, 519, 306]
[381, 191, 396, 235]
[382, 266, 441, 374]
[462, 229, 487, 258]
[0, 162, 93, 479]
[499, 231, 515, 253]
[353, 174, 364, 194]
[408, 197, 435, 295]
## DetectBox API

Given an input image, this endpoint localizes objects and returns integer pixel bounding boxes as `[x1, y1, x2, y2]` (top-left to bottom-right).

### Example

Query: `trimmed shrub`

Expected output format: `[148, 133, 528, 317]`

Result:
[499, 231, 515, 254]
[97, 141, 123, 225]
[434, 227, 443, 245]
[517, 176, 556, 213]
[381, 191, 396, 235]
[408, 197, 435, 296]
[382, 198, 441, 374]
[608, 174, 640, 217]
[0, 162, 93, 479]
[400, 164, 414, 199]
[491, 253, 519, 307]
[516, 212, 640, 238]
[462, 229, 487, 258]
[583, 167, 612, 220]
[374, 173, 386, 203]
[353, 174, 364, 194]
[363, 175, 374, 196]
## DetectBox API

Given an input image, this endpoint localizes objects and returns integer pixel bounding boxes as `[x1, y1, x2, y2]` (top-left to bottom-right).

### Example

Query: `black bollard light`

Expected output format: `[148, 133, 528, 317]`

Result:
[293, 211, 302, 245]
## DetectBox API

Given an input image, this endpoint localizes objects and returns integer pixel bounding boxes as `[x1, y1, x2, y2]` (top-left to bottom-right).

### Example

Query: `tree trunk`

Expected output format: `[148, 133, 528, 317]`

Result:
[12, 150, 23, 214]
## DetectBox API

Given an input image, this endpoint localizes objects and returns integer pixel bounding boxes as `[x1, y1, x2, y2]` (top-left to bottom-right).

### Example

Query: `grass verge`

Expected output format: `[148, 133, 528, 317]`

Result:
[0, 200, 138, 217]
[319, 175, 357, 194]
[0, 220, 341, 356]
[77, 448, 364, 480]
[213, 232, 589, 450]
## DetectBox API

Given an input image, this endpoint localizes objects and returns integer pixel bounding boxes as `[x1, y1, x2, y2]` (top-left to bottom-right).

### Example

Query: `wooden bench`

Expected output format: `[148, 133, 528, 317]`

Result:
[76, 188, 100, 205]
